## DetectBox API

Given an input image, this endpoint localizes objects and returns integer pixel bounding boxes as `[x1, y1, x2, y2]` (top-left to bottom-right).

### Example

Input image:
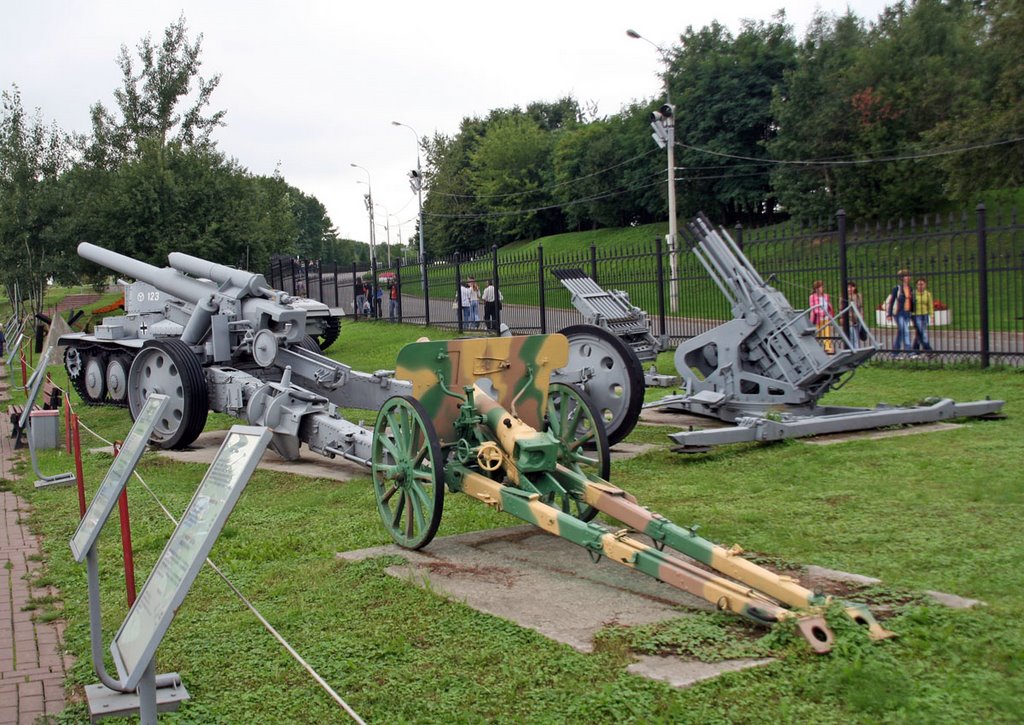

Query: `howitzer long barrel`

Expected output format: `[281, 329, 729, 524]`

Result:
[168, 252, 273, 299]
[78, 242, 216, 303]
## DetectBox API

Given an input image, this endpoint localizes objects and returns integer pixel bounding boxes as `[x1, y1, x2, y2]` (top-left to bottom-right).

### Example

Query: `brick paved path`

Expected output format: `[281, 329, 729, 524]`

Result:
[1, 365, 70, 724]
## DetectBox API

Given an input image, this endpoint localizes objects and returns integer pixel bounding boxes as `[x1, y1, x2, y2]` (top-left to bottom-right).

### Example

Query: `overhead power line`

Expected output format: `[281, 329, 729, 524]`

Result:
[675, 135, 1024, 166]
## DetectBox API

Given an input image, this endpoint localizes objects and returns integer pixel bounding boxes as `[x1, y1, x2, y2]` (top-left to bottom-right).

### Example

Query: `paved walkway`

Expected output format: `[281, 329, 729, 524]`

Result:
[0, 364, 70, 724]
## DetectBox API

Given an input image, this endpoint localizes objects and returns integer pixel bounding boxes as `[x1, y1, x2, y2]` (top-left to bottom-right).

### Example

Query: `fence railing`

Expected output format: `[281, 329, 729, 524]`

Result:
[269, 205, 1023, 367]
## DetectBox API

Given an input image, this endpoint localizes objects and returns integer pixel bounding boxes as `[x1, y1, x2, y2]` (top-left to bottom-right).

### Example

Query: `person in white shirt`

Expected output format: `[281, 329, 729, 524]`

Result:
[482, 279, 502, 331]
[458, 281, 472, 325]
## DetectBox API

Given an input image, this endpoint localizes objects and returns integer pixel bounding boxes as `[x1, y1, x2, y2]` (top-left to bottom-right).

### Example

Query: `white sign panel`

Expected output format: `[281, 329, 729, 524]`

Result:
[69, 395, 169, 562]
[110, 426, 272, 690]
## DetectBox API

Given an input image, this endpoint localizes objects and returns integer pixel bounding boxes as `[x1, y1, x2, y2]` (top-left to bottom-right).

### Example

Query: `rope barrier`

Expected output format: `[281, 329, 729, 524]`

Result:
[51, 380, 367, 723]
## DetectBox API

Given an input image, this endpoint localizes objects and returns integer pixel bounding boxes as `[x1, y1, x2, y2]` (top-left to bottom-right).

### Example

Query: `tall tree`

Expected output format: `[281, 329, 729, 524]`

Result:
[0, 86, 72, 316]
[470, 114, 559, 244]
[667, 16, 797, 222]
[85, 14, 224, 169]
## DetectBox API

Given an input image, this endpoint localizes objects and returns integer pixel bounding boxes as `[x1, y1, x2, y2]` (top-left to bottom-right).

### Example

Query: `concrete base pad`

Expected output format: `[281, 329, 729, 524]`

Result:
[153, 430, 368, 482]
[339, 525, 716, 655]
[340, 525, 774, 689]
[338, 525, 983, 689]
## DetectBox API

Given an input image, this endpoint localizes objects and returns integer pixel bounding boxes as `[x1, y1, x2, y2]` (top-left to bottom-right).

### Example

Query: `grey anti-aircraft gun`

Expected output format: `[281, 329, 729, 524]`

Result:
[648, 214, 1004, 451]
[60, 243, 405, 462]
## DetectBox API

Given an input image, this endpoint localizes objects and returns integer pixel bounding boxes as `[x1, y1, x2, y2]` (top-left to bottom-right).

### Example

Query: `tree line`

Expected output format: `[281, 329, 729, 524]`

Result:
[0, 16, 367, 317]
[421, 0, 1023, 254]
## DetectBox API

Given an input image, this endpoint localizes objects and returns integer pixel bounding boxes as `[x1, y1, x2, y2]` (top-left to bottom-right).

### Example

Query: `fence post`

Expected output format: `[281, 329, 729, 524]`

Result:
[395, 262, 403, 323]
[112, 441, 137, 606]
[491, 245, 501, 335]
[977, 203, 990, 368]
[351, 262, 358, 318]
[422, 254, 431, 327]
[589, 243, 598, 283]
[317, 259, 325, 303]
[837, 209, 849, 340]
[538, 244, 547, 334]
[455, 253, 463, 333]
[655, 236, 666, 341]
[370, 256, 379, 319]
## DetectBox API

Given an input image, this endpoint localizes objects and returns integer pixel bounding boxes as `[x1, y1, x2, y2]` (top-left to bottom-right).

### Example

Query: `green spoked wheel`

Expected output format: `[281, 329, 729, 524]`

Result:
[372, 395, 445, 550]
[545, 381, 610, 522]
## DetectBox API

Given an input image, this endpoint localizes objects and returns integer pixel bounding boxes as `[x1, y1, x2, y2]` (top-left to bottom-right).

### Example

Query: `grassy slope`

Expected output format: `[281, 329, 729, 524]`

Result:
[5, 319, 1023, 723]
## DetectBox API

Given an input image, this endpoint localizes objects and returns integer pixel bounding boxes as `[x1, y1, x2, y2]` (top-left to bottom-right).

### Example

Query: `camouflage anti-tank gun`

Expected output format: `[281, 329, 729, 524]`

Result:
[369, 334, 894, 653]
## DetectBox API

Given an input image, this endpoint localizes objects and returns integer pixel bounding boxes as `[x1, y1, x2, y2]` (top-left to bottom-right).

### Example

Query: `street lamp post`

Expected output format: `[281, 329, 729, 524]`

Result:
[375, 203, 392, 266]
[627, 29, 679, 312]
[391, 121, 427, 292]
[350, 163, 376, 266]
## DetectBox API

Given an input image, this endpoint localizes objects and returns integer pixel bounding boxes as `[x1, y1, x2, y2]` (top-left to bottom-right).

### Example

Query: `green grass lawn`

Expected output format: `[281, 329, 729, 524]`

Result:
[5, 320, 1023, 723]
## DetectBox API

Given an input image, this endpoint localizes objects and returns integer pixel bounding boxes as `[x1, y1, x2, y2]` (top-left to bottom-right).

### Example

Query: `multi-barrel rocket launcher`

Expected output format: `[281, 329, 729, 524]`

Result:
[372, 334, 894, 653]
[648, 214, 1005, 451]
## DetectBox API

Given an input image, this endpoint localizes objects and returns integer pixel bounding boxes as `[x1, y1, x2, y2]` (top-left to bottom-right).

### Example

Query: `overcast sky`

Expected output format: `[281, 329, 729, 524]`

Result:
[4, 0, 892, 253]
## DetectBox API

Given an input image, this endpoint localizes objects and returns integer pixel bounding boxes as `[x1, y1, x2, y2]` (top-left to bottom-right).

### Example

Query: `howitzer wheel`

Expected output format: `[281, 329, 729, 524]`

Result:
[295, 334, 321, 354]
[545, 382, 609, 522]
[557, 324, 644, 446]
[372, 395, 445, 550]
[127, 338, 209, 449]
[83, 354, 107, 403]
[105, 354, 130, 405]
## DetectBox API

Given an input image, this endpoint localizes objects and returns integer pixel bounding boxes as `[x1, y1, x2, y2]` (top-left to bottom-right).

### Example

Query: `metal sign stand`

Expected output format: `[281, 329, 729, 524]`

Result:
[106, 425, 272, 722]
[20, 346, 76, 488]
[68, 395, 190, 722]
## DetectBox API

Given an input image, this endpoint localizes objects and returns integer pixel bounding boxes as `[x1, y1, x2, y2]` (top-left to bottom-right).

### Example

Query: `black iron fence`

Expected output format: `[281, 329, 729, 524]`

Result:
[269, 205, 1023, 367]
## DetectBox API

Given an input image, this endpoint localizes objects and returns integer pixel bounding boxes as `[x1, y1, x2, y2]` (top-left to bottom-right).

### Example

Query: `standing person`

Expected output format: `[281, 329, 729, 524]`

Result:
[845, 280, 865, 348]
[458, 281, 471, 325]
[808, 280, 835, 354]
[388, 280, 399, 322]
[374, 283, 384, 319]
[0, 326, 5, 357]
[886, 270, 915, 357]
[468, 278, 481, 329]
[482, 279, 498, 331]
[354, 277, 366, 319]
[912, 277, 934, 354]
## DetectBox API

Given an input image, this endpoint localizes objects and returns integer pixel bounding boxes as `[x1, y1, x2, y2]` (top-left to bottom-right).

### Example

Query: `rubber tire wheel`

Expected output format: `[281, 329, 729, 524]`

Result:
[127, 338, 209, 449]
[105, 354, 131, 405]
[317, 316, 341, 351]
[557, 324, 645, 446]
[295, 334, 321, 354]
[372, 395, 445, 550]
[83, 354, 108, 403]
[545, 381, 609, 522]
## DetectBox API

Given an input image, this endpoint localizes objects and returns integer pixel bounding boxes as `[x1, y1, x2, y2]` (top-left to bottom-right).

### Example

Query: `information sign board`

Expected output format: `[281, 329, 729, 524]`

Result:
[17, 347, 52, 431]
[69, 395, 169, 562]
[110, 426, 272, 690]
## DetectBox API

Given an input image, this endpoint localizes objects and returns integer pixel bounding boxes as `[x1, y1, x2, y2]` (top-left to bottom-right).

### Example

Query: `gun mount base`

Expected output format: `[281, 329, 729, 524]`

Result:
[656, 396, 1006, 452]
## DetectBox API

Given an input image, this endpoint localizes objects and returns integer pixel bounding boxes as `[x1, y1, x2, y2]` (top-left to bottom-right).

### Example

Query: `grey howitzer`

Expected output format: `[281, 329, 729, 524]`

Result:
[650, 215, 1004, 450]
[62, 243, 410, 462]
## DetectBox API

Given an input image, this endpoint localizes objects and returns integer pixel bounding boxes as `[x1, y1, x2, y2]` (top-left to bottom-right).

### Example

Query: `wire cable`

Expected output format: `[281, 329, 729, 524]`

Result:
[68, 400, 367, 723]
